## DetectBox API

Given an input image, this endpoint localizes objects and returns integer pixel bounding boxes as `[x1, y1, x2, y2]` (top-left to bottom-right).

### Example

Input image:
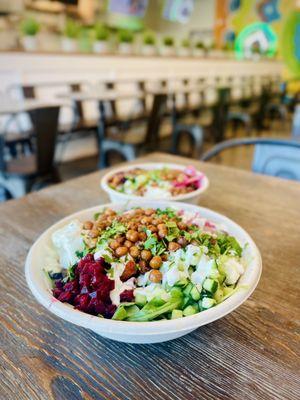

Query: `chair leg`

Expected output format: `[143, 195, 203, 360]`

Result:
[100, 140, 137, 168]
[172, 124, 203, 158]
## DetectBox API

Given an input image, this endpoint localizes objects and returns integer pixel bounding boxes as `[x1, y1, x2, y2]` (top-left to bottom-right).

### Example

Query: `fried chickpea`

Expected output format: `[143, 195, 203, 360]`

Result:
[126, 230, 139, 242]
[177, 222, 187, 230]
[157, 223, 166, 231]
[124, 240, 133, 248]
[83, 221, 94, 230]
[88, 229, 99, 238]
[149, 270, 162, 283]
[145, 208, 155, 216]
[129, 246, 140, 258]
[109, 239, 119, 250]
[116, 236, 125, 244]
[149, 256, 162, 269]
[115, 246, 128, 257]
[141, 249, 152, 261]
[148, 225, 158, 233]
[138, 231, 147, 241]
[168, 242, 181, 252]
[141, 216, 152, 225]
[158, 229, 167, 239]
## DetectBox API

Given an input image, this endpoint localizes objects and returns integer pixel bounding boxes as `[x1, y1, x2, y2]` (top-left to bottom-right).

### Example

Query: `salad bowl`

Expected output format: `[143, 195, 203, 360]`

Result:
[101, 163, 209, 204]
[25, 200, 261, 344]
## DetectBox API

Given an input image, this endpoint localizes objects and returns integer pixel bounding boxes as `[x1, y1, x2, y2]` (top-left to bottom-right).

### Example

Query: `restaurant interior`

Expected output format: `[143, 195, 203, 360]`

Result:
[0, 0, 299, 197]
[1, 2, 300, 398]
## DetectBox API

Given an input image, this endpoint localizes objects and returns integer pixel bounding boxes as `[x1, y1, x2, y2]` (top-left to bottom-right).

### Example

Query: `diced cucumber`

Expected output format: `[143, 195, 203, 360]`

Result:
[125, 305, 140, 317]
[183, 305, 197, 316]
[175, 278, 189, 287]
[170, 287, 183, 298]
[201, 297, 216, 309]
[190, 285, 201, 301]
[112, 306, 127, 320]
[214, 287, 223, 303]
[150, 296, 166, 307]
[183, 283, 193, 297]
[135, 293, 147, 307]
[182, 296, 191, 308]
[171, 309, 183, 319]
[203, 278, 218, 293]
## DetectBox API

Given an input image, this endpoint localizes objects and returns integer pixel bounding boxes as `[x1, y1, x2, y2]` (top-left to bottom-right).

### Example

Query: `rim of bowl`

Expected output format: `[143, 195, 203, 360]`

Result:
[25, 200, 262, 336]
[100, 163, 209, 201]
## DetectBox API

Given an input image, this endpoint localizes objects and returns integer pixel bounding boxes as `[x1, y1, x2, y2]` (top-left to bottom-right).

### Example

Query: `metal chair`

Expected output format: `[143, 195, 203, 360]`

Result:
[98, 93, 167, 168]
[201, 137, 300, 181]
[1, 106, 61, 196]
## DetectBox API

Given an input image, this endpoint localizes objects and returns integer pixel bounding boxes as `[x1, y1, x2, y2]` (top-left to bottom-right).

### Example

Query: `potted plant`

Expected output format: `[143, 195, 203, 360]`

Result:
[161, 36, 175, 56]
[179, 38, 191, 57]
[21, 18, 40, 51]
[222, 42, 234, 59]
[93, 24, 109, 54]
[118, 30, 134, 55]
[208, 42, 223, 58]
[61, 19, 80, 52]
[141, 32, 156, 56]
[193, 41, 205, 57]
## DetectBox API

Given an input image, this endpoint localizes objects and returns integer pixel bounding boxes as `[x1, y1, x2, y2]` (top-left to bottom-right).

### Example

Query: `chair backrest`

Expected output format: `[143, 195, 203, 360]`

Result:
[201, 137, 300, 182]
[29, 106, 60, 176]
[144, 93, 167, 146]
[253, 143, 300, 181]
[212, 87, 231, 142]
[292, 105, 300, 138]
[70, 83, 84, 123]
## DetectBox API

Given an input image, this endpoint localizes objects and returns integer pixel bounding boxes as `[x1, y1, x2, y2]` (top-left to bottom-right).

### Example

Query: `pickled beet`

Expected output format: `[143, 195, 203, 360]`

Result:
[52, 255, 116, 318]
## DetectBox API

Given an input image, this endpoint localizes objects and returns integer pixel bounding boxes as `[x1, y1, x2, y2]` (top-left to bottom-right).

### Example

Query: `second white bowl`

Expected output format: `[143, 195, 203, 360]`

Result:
[101, 163, 209, 204]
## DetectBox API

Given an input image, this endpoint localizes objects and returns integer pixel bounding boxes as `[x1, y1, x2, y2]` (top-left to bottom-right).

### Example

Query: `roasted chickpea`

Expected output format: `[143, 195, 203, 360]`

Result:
[178, 222, 187, 230]
[83, 221, 94, 230]
[115, 246, 128, 257]
[141, 216, 152, 225]
[124, 240, 133, 248]
[168, 242, 181, 252]
[149, 270, 162, 283]
[144, 208, 155, 216]
[157, 223, 166, 231]
[158, 229, 167, 239]
[88, 229, 99, 238]
[149, 256, 162, 269]
[148, 225, 158, 233]
[109, 239, 119, 250]
[141, 249, 152, 261]
[129, 246, 140, 258]
[138, 231, 147, 241]
[139, 260, 150, 274]
[126, 230, 139, 242]
[116, 236, 125, 244]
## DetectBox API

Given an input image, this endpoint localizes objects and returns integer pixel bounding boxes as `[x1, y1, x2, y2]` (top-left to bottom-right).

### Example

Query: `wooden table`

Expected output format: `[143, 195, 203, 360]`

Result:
[1, 153, 299, 400]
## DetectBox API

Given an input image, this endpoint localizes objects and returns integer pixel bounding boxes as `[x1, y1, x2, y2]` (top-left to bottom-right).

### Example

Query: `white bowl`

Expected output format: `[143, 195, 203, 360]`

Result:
[25, 200, 262, 344]
[101, 163, 209, 204]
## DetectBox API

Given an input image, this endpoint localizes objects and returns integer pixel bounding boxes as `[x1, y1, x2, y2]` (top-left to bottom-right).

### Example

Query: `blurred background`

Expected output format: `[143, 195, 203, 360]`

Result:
[0, 0, 299, 200]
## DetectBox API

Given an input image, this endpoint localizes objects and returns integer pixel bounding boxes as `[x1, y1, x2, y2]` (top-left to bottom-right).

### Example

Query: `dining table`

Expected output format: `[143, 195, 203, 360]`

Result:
[0, 152, 299, 400]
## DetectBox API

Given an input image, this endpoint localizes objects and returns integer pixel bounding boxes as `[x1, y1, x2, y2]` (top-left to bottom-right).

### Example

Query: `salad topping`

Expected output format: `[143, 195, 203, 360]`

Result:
[107, 166, 206, 197]
[47, 207, 246, 322]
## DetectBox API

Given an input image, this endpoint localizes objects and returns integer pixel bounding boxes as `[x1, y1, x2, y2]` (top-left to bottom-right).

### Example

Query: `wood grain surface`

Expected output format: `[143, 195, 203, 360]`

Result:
[0, 152, 299, 400]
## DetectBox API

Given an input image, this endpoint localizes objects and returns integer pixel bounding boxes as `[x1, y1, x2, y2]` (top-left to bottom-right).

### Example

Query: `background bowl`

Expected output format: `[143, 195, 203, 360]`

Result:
[25, 200, 262, 344]
[101, 163, 209, 204]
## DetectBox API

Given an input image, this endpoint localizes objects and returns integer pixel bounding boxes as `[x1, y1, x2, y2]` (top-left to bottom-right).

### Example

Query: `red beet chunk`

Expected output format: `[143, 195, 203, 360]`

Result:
[52, 253, 116, 319]
[120, 289, 134, 302]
